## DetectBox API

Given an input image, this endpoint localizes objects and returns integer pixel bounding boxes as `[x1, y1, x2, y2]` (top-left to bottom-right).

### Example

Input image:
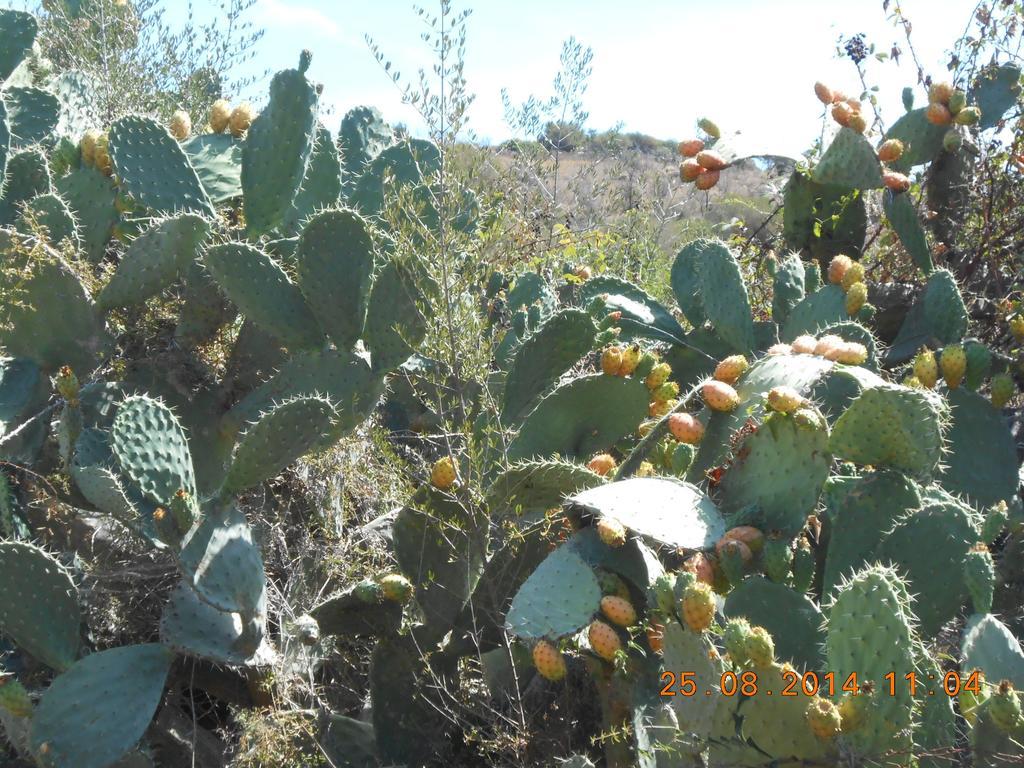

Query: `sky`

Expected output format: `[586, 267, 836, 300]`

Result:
[171, 0, 981, 157]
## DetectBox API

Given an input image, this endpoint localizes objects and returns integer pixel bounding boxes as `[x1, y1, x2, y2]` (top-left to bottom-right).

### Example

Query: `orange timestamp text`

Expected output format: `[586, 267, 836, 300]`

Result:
[659, 669, 983, 698]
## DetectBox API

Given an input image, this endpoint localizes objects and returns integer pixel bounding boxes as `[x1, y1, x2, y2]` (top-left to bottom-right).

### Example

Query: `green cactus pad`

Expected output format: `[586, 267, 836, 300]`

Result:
[393, 486, 486, 632]
[241, 62, 319, 235]
[310, 584, 402, 637]
[822, 471, 922, 596]
[107, 115, 213, 216]
[507, 374, 648, 462]
[363, 259, 428, 374]
[506, 544, 601, 639]
[71, 429, 139, 523]
[718, 408, 831, 536]
[224, 349, 384, 446]
[5, 86, 59, 148]
[669, 241, 708, 325]
[294, 208, 375, 349]
[0, 101, 8, 196]
[577, 276, 684, 343]
[937, 387, 1018, 508]
[503, 309, 597, 421]
[178, 504, 266, 616]
[724, 577, 825, 671]
[875, 500, 978, 635]
[566, 528, 665, 592]
[50, 70, 99, 140]
[222, 395, 337, 494]
[284, 124, 342, 232]
[0, 542, 80, 671]
[661, 623, 722, 738]
[0, 356, 47, 444]
[339, 105, 393, 183]
[506, 271, 556, 314]
[0, 10, 37, 82]
[182, 133, 242, 203]
[98, 214, 210, 309]
[883, 190, 932, 275]
[828, 383, 946, 477]
[970, 63, 1022, 130]
[772, 251, 806, 326]
[0, 148, 50, 224]
[961, 613, 1024, 688]
[783, 172, 867, 260]
[739, 661, 832, 761]
[686, 239, 755, 352]
[813, 128, 883, 189]
[568, 477, 725, 551]
[883, 108, 947, 171]
[320, 712, 380, 768]
[17, 192, 78, 248]
[160, 582, 263, 665]
[349, 139, 441, 216]
[826, 565, 916, 758]
[111, 395, 195, 505]
[203, 241, 324, 350]
[174, 260, 235, 346]
[29, 644, 173, 768]
[780, 284, 847, 341]
[54, 166, 117, 262]
[485, 460, 604, 518]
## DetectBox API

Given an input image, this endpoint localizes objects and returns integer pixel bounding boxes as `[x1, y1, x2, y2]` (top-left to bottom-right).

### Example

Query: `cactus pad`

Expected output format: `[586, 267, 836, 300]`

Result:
[961, 613, 1024, 688]
[0, 10, 37, 82]
[5, 86, 59, 148]
[111, 395, 195, 505]
[883, 108, 947, 171]
[883, 190, 932, 275]
[506, 545, 601, 639]
[160, 582, 263, 665]
[55, 166, 117, 262]
[970, 63, 1022, 130]
[182, 133, 242, 203]
[780, 284, 847, 341]
[740, 662, 832, 761]
[724, 577, 825, 671]
[661, 623, 722, 738]
[363, 260, 428, 374]
[485, 460, 604, 517]
[284, 124, 342, 231]
[813, 128, 883, 189]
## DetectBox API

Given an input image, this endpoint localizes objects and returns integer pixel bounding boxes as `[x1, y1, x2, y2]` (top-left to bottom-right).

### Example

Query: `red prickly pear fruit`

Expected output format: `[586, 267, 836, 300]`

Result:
[596, 516, 626, 547]
[814, 81, 834, 105]
[532, 639, 567, 681]
[877, 138, 905, 162]
[883, 171, 911, 193]
[678, 139, 705, 157]
[600, 595, 638, 628]
[702, 380, 740, 412]
[679, 159, 702, 182]
[587, 620, 622, 662]
[926, 102, 953, 126]
[695, 169, 720, 190]
[828, 255, 852, 285]
[588, 454, 617, 477]
[683, 552, 716, 585]
[646, 621, 665, 653]
[680, 582, 716, 632]
[695, 150, 727, 171]
[718, 526, 764, 554]
[668, 413, 704, 444]
[713, 354, 749, 384]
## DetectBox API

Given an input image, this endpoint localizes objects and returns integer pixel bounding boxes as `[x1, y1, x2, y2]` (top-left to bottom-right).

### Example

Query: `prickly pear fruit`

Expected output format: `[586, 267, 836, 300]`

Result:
[964, 544, 995, 614]
[601, 346, 624, 376]
[948, 89, 967, 114]
[649, 399, 674, 418]
[698, 117, 721, 138]
[702, 380, 740, 412]
[991, 373, 1015, 408]
[645, 362, 671, 390]
[814, 81, 834, 105]
[714, 354, 749, 384]
[840, 261, 865, 291]
[588, 453, 617, 477]
[683, 552, 716, 585]
[814, 334, 845, 360]
[0, 674, 32, 718]
[767, 343, 792, 356]
[791, 536, 815, 592]
[210, 99, 232, 133]
[600, 595, 637, 628]
[723, 618, 753, 665]
[941, 344, 967, 389]
[983, 501, 1010, 543]
[651, 573, 677, 617]
[80, 129, 102, 166]
[913, 348, 939, 389]
[380, 574, 413, 603]
[929, 81, 954, 105]
[806, 697, 842, 741]
[838, 683, 874, 732]
[845, 281, 868, 316]
[954, 106, 981, 125]
[230, 103, 254, 137]
[695, 169, 720, 190]
[169, 110, 191, 140]
[678, 139, 705, 157]
[533, 639, 567, 681]
[680, 582, 716, 632]
[828, 255, 852, 285]
[653, 381, 680, 403]
[719, 526, 765, 554]
[959, 670, 987, 725]
[431, 456, 458, 489]
[597, 569, 631, 599]
[767, 385, 804, 414]
[94, 134, 112, 175]
[989, 681, 1022, 733]
[745, 626, 775, 667]
[926, 102, 953, 126]
[619, 345, 641, 376]
[943, 129, 963, 151]
[835, 342, 869, 366]
[877, 138, 905, 162]
[596, 516, 626, 548]
[1009, 314, 1024, 340]
[882, 170, 911, 193]
[848, 112, 867, 134]
[588, 620, 622, 662]
[791, 335, 818, 355]
[763, 533, 793, 583]
[354, 579, 383, 604]
[679, 159, 702, 182]
[718, 539, 750, 587]
[696, 150, 727, 171]
[831, 102, 854, 127]
[55, 365, 80, 405]
[647, 621, 665, 654]
[668, 413, 704, 444]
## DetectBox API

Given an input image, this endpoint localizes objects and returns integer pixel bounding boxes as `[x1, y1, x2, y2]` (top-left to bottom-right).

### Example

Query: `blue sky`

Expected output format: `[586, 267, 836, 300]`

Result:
[177, 0, 980, 156]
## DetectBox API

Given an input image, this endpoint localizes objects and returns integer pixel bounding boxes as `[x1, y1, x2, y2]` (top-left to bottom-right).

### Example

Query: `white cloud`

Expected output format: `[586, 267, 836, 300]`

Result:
[254, 0, 348, 43]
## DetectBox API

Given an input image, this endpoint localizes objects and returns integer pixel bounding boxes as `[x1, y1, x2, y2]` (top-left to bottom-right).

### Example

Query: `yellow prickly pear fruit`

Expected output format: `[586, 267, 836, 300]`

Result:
[680, 582, 716, 632]
[929, 81, 954, 105]
[926, 102, 953, 126]
[668, 413, 704, 444]
[601, 345, 624, 376]
[941, 344, 967, 389]
[845, 281, 868, 316]
[814, 334, 845, 358]
[714, 354, 748, 384]
[828, 255, 852, 285]
[636, 461, 655, 477]
[645, 362, 672, 390]
[649, 399, 675, 418]
[877, 138, 905, 162]
[814, 81, 834, 105]
[430, 456, 457, 490]
[791, 335, 818, 355]
[831, 101, 853, 127]
[596, 516, 626, 548]
[600, 595, 638, 628]
[834, 342, 868, 366]
[806, 696, 842, 740]
[695, 169, 720, 190]
[94, 134, 112, 176]
[653, 381, 680, 403]
[989, 680, 1023, 732]
[840, 261, 865, 291]
[1009, 314, 1024, 341]
[914, 348, 939, 388]
[744, 626, 775, 667]
[679, 158, 702, 182]
[883, 170, 911, 193]
[848, 111, 868, 134]
[767, 386, 804, 414]
[678, 138, 704, 157]
[230, 103, 254, 137]
[588, 620, 622, 662]
[80, 128, 102, 166]
[619, 345, 641, 376]
[991, 373, 1015, 409]
[588, 453, 617, 477]
[379, 574, 413, 603]
[210, 99, 232, 133]
[532, 639, 567, 681]
[169, 110, 191, 141]
[702, 380, 740, 412]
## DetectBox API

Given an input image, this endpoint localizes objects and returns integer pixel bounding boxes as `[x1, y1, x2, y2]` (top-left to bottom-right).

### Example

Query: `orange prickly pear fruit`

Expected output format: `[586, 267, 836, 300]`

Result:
[596, 516, 627, 547]
[600, 595, 638, 627]
[695, 150, 727, 171]
[814, 81, 834, 105]
[532, 639, 567, 681]
[588, 454, 617, 477]
[883, 171, 911, 193]
[828, 255, 852, 285]
[695, 169, 720, 190]
[926, 102, 953, 126]
[668, 413, 704, 444]
[680, 159, 702, 182]
[877, 138, 904, 162]
[713, 354, 749, 384]
[588, 620, 622, 661]
[831, 102, 853, 127]
[678, 138, 705, 157]
[929, 81, 954, 105]
[702, 380, 740, 412]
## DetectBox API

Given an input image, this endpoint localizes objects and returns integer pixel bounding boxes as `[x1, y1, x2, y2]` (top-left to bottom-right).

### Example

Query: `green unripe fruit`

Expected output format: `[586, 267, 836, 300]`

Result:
[718, 539, 748, 588]
[723, 618, 753, 666]
[989, 681, 1022, 733]
[963, 544, 995, 614]
[645, 362, 671, 390]
[744, 626, 775, 668]
[964, 340, 992, 391]
[54, 365, 80, 405]
[169, 489, 195, 535]
[763, 533, 793, 583]
[651, 573, 677, 618]
[959, 670, 987, 725]
[354, 579, 383, 604]
[982, 500, 1009, 543]
[991, 373, 1015, 409]
[597, 569, 631, 600]
[671, 443, 696, 476]
[953, 106, 981, 125]
[379, 574, 413, 603]
[634, 352, 657, 380]
[653, 381, 680, 402]
[698, 117, 721, 139]
[943, 129, 963, 152]
[791, 536, 815, 593]
[941, 344, 967, 389]
[806, 696, 842, 741]
[0, 675, 32, 718]
[948, 89, 967, 114]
